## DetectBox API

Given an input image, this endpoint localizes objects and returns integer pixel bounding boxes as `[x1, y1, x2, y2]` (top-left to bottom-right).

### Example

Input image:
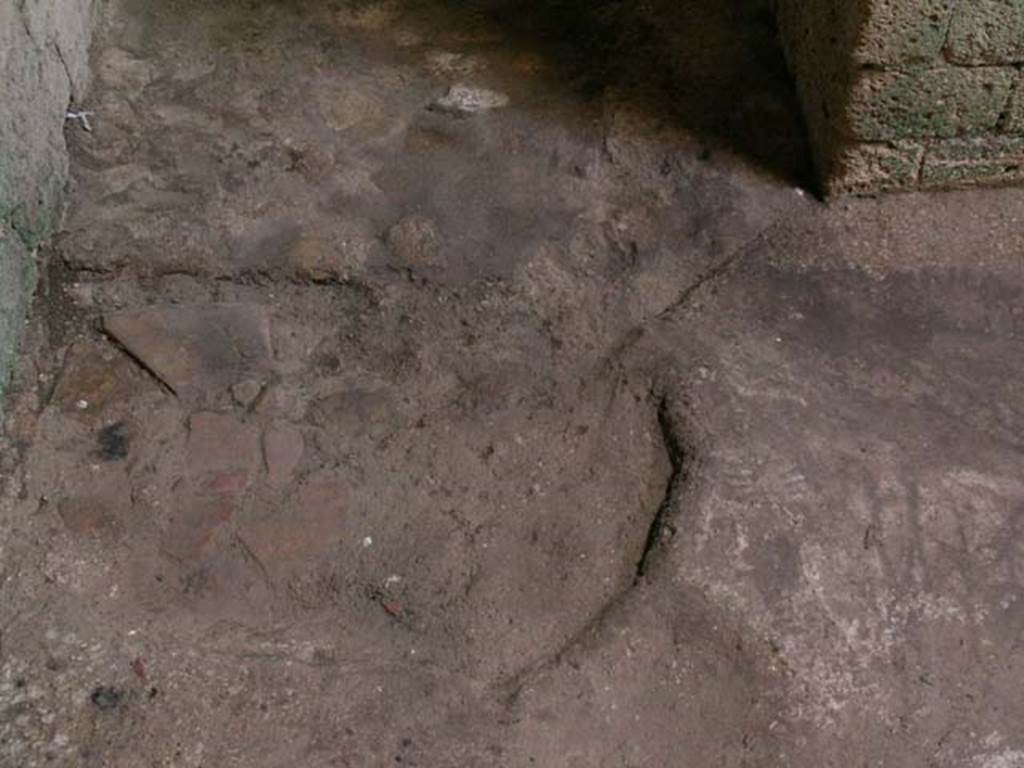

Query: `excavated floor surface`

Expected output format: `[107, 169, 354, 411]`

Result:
[2, 1, 1024, 766]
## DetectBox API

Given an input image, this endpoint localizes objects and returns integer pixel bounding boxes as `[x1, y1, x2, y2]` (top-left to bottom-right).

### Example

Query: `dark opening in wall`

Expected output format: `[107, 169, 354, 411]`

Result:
[446, 0, 814, 186]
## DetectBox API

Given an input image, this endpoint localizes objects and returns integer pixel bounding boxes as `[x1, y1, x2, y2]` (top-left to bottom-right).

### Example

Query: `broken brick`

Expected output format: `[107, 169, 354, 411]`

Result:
[51, 339, 147, 422]
[187, 412, 261, 491]
[57, 496, 117, 536]
[239, 474, 348, 563]
[262, 422, 305, 488]
[160, 412, 262, 560]
[202, 470, 251, 496]
[163, 493, 234, 561]
[103, 303, 273, 403]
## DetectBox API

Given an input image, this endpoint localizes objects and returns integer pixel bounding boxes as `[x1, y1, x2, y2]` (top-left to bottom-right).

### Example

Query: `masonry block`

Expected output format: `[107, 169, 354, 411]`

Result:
[921, 136, 1024, 187]
[853, 0, 957, 66]
[830, 140, 925, 195]
[945, 0, 1024, 65]
[776, 0, 1024, 195]
[1006, 75, 1024, 134]
[846, 67, 1014, 141]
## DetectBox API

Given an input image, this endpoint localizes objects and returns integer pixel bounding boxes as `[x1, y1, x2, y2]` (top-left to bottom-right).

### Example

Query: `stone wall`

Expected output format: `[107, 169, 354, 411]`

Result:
[776, 0, 1024, 196]
[0, 0, 97, 405]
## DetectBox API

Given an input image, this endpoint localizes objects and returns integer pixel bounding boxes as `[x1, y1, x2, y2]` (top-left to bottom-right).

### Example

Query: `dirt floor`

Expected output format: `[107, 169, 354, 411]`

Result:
[2, 0, 1024, 766]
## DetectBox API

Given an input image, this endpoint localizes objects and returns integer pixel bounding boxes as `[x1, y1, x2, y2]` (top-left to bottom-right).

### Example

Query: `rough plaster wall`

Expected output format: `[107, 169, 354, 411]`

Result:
[0, 0, 97, 404]
[777, 0, 1024, 195]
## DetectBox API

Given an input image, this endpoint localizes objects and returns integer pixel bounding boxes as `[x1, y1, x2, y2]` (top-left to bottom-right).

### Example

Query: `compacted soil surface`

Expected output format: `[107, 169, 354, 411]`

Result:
[2, 1, 1024, 766]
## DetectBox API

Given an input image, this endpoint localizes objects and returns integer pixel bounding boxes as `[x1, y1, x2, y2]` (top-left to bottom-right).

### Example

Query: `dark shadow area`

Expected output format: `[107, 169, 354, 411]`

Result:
[117, 0, 813, 186]
[439, 0, 815, 187]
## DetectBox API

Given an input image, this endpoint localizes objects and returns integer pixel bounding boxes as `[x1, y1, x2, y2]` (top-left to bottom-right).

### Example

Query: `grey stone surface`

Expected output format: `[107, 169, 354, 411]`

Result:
[0, 0, 97, 407]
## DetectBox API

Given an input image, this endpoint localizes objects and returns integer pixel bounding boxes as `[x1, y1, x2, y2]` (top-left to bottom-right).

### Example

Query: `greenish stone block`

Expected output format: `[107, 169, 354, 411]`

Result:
[854, 0, 957, 66]
[0, 233, 35, 407]
[945, 0, 1024, 65]
[829, 140, 925, 195]
[921, 136, 1024, 186]
[1004, 74, 1024, 134]
[846, 67, 1014, 141]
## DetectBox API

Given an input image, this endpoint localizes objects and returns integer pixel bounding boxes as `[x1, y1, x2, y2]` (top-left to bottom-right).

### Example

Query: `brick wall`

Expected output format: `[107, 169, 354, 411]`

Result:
[776, 0, 1024, 196]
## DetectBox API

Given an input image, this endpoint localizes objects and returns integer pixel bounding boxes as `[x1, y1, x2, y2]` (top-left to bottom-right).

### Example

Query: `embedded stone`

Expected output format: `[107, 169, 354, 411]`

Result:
[103, 304, 273, 402]
[231, 379, 264, 408]
[262, 422, 305, 489]
[239, 473, 347, 563]
[187, 412, 261, 492]
[431, 85, 509, 115]
[57, 496, 116, 536]
[386, 215, 443, 268]
[51, 339, 145, 422]
[163, 493, 234, 560]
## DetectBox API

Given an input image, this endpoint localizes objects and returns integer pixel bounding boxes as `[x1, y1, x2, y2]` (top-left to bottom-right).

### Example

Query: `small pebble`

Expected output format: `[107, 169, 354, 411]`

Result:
[90, 686, 124, 711]
[232, 379, 264, 408]
[432, 85, 508, 115]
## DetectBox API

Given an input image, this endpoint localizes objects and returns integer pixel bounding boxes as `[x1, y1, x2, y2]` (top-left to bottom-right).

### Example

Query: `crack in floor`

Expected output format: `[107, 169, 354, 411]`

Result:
[481, 216, 791, 706]
[634, 393, 687, 582]
[497, 385, 692, 704]
[0, 0, 854, 762]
